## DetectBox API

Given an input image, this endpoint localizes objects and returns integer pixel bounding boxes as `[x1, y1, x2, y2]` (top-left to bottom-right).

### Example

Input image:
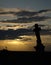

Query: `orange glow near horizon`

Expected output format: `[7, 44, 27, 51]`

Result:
[0, 35, 51, 51]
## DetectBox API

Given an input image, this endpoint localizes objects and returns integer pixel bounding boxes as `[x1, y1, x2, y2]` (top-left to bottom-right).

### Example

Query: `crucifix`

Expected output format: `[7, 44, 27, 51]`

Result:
[33, 24, 45, 53]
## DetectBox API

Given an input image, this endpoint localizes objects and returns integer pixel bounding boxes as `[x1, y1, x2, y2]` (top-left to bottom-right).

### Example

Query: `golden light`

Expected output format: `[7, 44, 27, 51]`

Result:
[5, 40, 25, 45]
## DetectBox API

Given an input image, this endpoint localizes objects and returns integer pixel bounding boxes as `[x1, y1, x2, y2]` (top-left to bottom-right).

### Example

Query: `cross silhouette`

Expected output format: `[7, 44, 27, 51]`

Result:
[33, 24, 45, 53]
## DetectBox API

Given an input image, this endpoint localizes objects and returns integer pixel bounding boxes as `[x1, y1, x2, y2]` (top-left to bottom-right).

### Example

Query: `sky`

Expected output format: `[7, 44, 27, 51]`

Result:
[0, 0, 51, 10]
[0, 0, 51, 51]
[0, 0, 51, 30]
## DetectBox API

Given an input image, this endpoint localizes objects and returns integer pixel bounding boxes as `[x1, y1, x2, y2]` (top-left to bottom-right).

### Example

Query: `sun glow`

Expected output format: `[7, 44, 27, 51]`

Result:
[5, 40, 24, 45]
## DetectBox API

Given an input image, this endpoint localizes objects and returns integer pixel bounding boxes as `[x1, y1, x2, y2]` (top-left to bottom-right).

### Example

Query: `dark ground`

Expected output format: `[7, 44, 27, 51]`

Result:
[0, 50, 51, 65]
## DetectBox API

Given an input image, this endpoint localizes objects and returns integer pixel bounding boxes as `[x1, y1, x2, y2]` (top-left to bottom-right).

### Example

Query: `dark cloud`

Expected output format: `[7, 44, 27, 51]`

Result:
[0, 9, 51, 17]
[14, 10, 38, 17]
[0, 12, 15, 15]
[6, 25, 17, 27]
[0, 16, 51, 23]
[14, 9, 51, 16]
[38, 9, 51, 13]
[17, 16, 51, 22]
[0, 28, 51, 40]
[0, 9, 51, 23]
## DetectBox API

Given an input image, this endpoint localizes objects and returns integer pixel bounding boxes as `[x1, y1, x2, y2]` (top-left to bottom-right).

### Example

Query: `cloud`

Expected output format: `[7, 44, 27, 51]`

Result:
[14, 10, 38, 17]
[18, 36, 32, 41]
[0, 8, 22, 17]
[0, 8, 51, 17]
[17, 16, 51, 23]
[0, 28, 51, 40]
[14, 9, 51, 17]
[1, 16, 51, 23]
[0, 8, 4, 11]
[38, 9, 51, 13]
[0, 10, 37, 17]
[0, 8, 51, 23]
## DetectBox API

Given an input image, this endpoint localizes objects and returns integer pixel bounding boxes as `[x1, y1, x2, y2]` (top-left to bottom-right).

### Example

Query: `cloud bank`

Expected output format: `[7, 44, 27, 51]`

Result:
[0, 8, 51, 23]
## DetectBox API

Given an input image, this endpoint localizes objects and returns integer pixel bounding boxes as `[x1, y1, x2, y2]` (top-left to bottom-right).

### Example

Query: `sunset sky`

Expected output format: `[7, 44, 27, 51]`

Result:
[0, 0, 51, 29]
[0, 0, 51, 51]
